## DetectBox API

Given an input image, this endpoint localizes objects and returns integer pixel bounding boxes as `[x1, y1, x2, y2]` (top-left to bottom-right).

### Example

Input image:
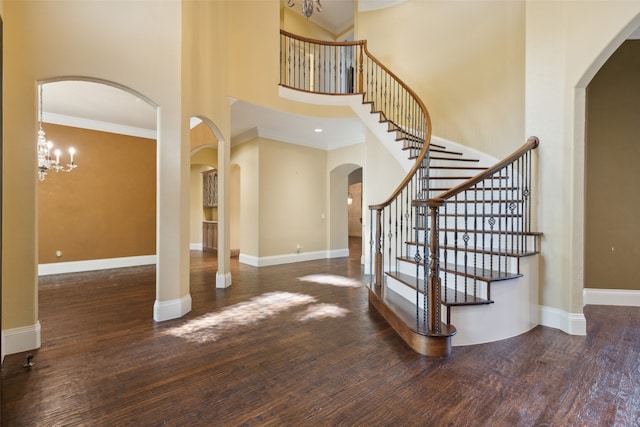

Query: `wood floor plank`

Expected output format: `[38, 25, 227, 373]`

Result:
[2, 240, 640, 425]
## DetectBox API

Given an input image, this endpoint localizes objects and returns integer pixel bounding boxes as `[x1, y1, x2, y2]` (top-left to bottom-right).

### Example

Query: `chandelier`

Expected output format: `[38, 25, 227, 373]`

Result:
[287, 0, 322, 19]
[37, 83, 77, 181]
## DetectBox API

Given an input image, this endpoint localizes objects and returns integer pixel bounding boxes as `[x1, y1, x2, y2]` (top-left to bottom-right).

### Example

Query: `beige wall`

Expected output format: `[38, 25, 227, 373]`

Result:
[230, 164, 241, 253]
[585, 40, 640, 291]
[282, 7, 339, 41]
[231, 140, 260, 257]
[259, 138, 327, 255]
[38, 124, 156, 264]
[227, 1, 355, 120]
[190, 144, 217, 244]
[190, 164, 206, 245]
[327, 143, 365, 252]
[348, 183, 362, 237]
[357, 1, 526, 158]
[525, 2, 640, 318]
[3, 0, 184, 333]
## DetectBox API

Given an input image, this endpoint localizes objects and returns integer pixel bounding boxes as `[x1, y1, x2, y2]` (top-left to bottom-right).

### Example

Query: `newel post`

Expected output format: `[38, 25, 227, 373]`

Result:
[358, 43, 364, 94]
[374, 208, 383, 287]
[427, 200, 443, 333]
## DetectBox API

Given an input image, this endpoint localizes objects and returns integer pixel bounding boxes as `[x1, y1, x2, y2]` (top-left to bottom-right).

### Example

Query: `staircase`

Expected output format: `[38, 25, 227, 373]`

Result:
[279, 30, 540, 357]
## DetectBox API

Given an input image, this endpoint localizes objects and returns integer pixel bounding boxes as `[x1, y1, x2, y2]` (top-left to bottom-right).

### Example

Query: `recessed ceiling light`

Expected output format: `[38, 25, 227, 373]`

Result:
[314, 128, 323, 133]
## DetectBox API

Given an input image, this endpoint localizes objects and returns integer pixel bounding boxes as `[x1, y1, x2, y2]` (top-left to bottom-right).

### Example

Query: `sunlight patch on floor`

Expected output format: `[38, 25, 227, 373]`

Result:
[165, 291, 316, 343]
[297, 274, 362, 288]
[295, 303, 349, 321]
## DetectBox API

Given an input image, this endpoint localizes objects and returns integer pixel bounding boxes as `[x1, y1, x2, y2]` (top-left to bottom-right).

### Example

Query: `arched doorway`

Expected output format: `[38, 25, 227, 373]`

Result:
[329, 163, 363, 262]
[584, 37, 640, 300]
[347, 168, 363, 261]
[188, 116, 232, 289]
[37, 80, 157, 276]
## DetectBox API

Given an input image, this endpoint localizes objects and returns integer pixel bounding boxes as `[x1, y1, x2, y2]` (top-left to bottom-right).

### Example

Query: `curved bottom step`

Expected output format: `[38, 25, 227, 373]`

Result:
[368, 286, 456, 357]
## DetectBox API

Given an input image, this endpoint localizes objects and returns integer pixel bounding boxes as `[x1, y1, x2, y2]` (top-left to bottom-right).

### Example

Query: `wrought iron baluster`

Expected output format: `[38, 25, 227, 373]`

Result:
[516, 157, 522, 255]
[507, 163, 514, 272]
[463, 188, 469, 297]
[473, 184, 478, 299]
[454, 194, 458, 301]
[482, 178, 486, 281]
[489, 174, 495, 275]
[369, 209, 374, 283]
[498, 172, 504, 276]
[443, 201, 448, 304]
[394, 197, 399, 273]
[387, 205, 392, 277]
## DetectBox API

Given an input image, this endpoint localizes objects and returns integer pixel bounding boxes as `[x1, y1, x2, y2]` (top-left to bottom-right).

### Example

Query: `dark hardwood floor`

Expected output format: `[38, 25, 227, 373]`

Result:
[2, 237, 640, 426]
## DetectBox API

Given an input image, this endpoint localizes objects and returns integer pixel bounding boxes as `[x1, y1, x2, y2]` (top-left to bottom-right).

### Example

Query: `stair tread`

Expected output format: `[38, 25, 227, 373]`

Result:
[368, 284, 457, 337]
[437, 198, 524, 203]
[430, 156, 480, 162]
[396, 257, 523, 282]
[413, 227, 542, 236]
[429, 148, 463, 156]
[435, 213, 524, 218]
[430, 166, 487, 170]
[404, 242, 538, 257]
[386, 271, 493, 306]
[425, 187, 521, 192]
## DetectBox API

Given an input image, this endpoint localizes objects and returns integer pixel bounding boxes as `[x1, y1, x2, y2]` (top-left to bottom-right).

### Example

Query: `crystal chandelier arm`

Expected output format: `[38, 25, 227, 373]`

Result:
[36, 83, 78, 180]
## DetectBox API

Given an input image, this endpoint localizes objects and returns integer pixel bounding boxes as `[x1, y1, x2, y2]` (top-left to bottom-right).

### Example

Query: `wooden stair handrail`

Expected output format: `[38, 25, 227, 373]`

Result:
[280, 30, 366, 93]
[363, 41, 433, 211]
[420, 136, 540, 207]
[279, 30, 432, 212]
[280, 29, 365, 48]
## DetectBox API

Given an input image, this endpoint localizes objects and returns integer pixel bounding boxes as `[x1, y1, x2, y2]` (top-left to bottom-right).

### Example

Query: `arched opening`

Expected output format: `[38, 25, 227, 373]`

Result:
[188, 116, 232, 289]
[37, 80, 157, 275]
[347, 167, 363, 261]
[584, 38, 640, 295]
[329, 163, 362, 262]
[573, 14, 640, 308]
[230, 163, 241, 257]
[35, 78, 159, 346]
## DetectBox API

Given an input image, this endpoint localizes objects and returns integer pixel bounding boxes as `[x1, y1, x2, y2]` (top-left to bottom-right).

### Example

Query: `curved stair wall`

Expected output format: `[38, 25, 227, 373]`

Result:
[279, 30, 540, 356]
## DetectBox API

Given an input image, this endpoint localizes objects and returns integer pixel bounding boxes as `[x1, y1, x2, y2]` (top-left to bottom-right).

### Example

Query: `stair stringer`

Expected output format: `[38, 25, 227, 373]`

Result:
[278, 86, 499, 179]
[449, 254, 539, 345]
[386, 253, 539, 346]
[278, 86, 413, 171]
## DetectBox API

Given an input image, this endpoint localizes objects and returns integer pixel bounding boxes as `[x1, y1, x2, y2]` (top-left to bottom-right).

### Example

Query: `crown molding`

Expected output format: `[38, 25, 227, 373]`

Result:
[43, 112, 157, 139]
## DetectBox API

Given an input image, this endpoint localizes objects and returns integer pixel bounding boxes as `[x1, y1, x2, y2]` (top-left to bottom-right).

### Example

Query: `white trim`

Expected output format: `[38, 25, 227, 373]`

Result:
[583, 288, 640, 306]
[537, 305, 587, 336]
[190, 243, 203, 251]
[2, 322, 42, 359]
[216, 272, 232, 289]
[43, 112, 156, 139]
[239, 250, 339, 267]
[358, 0, 407, 12]
[39, 255, 156, 275]
[328, 248, 349, 258]
[154, 294, 192, 322]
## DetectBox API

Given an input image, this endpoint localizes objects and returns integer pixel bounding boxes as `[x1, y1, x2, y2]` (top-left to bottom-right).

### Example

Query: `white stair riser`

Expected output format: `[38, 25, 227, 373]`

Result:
[410, 231, 537, 252]
[387, 271, 490, 302]
[403, 245, 519, 274]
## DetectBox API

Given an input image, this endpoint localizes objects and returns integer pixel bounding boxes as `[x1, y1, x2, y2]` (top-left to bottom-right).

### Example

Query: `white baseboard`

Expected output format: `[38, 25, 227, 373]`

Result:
[239, 249, 346, 267]
[216, 272, 232, 288]
[2, 322, 42, 361]
[153, 293, 192, 322]
[583, 288, 640, 306]
[39, 255, 156, 275]
[190, 243, 203, 251]
[537, 305, 587, 335]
